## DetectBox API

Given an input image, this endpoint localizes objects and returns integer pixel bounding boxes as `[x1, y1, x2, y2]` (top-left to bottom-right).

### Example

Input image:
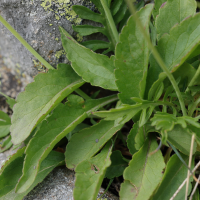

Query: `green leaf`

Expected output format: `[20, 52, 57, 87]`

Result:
[0, 150, 64, 200]
[73, 142, 112, 200]
[148, 12, 200, 88]
[122, 137, 165, 200]
[10, 64, 84, 145]
[127, 123, 138, 155]
[94, 100, 174, 124]
[0, 111, 11, 138]
[0, 147, 25, 175]
[65, 120, 122, 169]
[105, 150, 127, 179]
[147, 72, 166, 101]
[193, 187, 200, 200]
[135, 124, 146, 150]
[155, 0, 196, 40]
[72, 5, 104, 23]
[0, 125, 10, 139]
[119, 180, 137, 200]
[172, 62, 197, 85]
[167, 124, 197, 155]
[152, 154, 193, 200]
[59, 27, 117, 91]
[0, 92, 16, 109]
[151, 112, 177, 133]
[115, 4, 154, 104]
[72, 0, 118, 51]
[118, 9, 130, 32]
[0, 110, 10, 123]
[111, 0, 123, 16]
[73, 25, 106, 36]
[113, 1, 127, 25]
[15, 94, 118, 193]
[154, 82, 164, 101]
[0, 149, 25, 198]
[81, 40, 110, 52]
[150, 21, 157, 46]
[66, 123, 89, 141]
[152, 0, 166, 19]
[0, 135, 12, 153]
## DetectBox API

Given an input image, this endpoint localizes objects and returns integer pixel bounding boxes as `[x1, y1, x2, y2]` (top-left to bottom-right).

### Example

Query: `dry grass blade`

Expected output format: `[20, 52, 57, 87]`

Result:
[185, 134, 195, 200]
[170, 161, 200, 200]
[189, 174, 200, 200]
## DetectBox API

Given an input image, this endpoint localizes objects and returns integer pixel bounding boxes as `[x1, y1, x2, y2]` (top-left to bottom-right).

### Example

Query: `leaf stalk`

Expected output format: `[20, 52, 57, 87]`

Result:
[125, 0, 187, 116]
[100, 0, 119, 48]
[75, 88, 91, 100]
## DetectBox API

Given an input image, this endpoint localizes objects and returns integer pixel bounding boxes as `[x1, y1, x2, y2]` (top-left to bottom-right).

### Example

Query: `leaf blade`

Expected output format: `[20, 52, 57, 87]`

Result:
[149, 12, 200, 87]
[152, 154, 193, 200]
[59, 26, 117, 90]
[0, 150, 64, 200]
[115, 4, 154, 104]
[11, 64, 84, 145]
[15, 95, 118, 193]
[65, 120, 122, 169]
[73, 142, 112, 200]
[122, 137, 165, 200]
[105, 150, 127, 179]
[155, 0, 196, 40]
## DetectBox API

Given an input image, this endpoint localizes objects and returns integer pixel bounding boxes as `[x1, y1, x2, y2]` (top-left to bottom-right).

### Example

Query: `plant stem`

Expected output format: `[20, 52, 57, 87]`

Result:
[125, 0, 187, 116]
[0, 15, 54, 70]
[101, 0, 119, 47]
[186, 64, 200, 92]
[99, 178, 114, 199]
[75, 88, 91, 100]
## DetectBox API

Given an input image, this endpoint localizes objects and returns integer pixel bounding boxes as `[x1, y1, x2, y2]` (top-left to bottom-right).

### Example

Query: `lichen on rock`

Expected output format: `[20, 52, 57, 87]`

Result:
[40, 0, 82, 25]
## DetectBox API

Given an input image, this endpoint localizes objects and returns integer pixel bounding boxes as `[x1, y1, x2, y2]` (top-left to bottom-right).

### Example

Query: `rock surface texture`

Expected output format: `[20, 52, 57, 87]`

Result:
[23, 167, 119, 200]
[0, 0, 93, 76]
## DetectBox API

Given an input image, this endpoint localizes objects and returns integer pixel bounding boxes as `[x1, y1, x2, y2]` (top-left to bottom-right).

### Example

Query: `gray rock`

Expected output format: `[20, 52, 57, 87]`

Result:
[23, 167, 119, 200]
[0, 153, 6, 168]
[0, 0, 91, 76]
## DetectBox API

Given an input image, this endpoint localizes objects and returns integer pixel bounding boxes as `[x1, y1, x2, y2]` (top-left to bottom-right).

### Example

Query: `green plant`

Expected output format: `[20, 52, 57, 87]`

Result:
[1, 0, 200, 199]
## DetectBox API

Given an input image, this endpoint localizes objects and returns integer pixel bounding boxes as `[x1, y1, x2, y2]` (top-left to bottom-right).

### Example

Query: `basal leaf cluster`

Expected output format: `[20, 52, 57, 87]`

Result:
[1, 0, 200, 199]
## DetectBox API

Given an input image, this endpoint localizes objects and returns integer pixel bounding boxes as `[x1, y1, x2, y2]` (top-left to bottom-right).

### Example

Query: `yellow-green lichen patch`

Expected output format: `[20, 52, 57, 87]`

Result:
[55, 50, 65, 59]
[33, 60, 47, 72]
[55, 37, 59, 41]
[40, 0, 82, 25]
[76, 34, 83, 42]
[55, 15, 60, 20]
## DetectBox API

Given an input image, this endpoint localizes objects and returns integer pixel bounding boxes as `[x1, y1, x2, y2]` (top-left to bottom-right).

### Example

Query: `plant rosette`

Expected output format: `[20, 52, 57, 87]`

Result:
[0, 0, 200, 199]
